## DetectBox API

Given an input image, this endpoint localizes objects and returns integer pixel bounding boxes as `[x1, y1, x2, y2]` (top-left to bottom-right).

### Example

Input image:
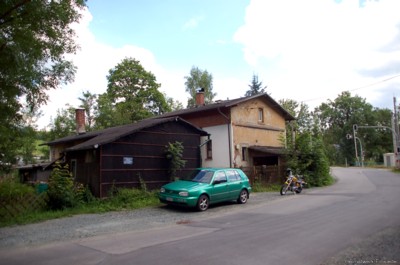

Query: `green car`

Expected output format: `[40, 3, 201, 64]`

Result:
[159, 168, 252, 211]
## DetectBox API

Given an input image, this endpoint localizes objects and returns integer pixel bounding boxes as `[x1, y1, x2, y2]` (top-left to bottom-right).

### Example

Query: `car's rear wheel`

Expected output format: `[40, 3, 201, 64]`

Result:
[237, 189, 248, 204]
[197, 195, 209, 211]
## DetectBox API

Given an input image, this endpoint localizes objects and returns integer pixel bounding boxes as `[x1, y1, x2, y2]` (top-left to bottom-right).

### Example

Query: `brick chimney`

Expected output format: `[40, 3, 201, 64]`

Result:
[75, 108, 86, 134]
[195, 88, 205, 106]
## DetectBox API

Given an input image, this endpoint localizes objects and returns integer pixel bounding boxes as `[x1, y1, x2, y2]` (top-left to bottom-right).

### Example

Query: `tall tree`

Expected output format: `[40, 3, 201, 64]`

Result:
[184, 66, 216, 107]
[279, 98, 331, 186]
[104, 57, 170, 125]
[279, 99, 313, 133]
[48, 106, 76, 140]
[314, 91, 392, 165]
[245, 74, 267, 97]
[0, 0, 86, 167]
[93, 93, 115, 130]
[166, 96, 184, 111]
[78, 90, 97, 131]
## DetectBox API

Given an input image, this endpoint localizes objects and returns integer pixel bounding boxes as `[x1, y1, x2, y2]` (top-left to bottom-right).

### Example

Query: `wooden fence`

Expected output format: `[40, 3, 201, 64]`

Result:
[242, 165, 285, 185]
[0, 192, 48, 221]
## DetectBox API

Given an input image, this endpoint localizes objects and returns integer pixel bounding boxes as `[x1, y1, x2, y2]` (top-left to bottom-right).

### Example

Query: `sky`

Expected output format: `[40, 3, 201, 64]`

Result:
[38, 0, 400, 129]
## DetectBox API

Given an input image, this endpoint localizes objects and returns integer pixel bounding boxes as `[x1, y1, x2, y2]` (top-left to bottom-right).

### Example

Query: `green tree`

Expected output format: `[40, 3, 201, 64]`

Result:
[279, 99, 314, 133]
[93, 93, 115, 130]
[164, 141, 186, 181]
[48, 106, 76, 140]
[0, 0, 86, 167]
[78, 90, 97, 131]
[279, 98, 331, 186]
[314, 91, 392, 165]
[184, 66, 216, 107]
[105, 57, 170, 125]
[166, 96, 184, 111]
[245, 74, 267, 97]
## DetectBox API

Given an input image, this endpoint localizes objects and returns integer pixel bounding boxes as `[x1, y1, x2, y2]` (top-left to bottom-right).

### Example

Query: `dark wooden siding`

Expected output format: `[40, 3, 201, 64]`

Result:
[98, 122, 203, 197]
[68, 150, 100, 197]
[179, 109, 230, 128]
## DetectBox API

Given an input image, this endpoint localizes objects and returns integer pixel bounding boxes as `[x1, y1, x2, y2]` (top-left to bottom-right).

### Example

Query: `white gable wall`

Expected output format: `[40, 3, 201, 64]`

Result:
[201, 124, 231, 168]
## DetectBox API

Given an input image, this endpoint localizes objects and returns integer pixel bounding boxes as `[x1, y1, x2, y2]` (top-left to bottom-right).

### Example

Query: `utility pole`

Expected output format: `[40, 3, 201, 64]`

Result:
[353, 124, 359, 166]
[394, 97, 400, 168]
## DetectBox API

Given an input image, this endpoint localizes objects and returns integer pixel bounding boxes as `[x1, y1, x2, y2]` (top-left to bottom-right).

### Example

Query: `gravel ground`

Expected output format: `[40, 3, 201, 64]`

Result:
[0, 191, 283, 249]
[0, 191, 399, 265]
[321, 226, 400, 265]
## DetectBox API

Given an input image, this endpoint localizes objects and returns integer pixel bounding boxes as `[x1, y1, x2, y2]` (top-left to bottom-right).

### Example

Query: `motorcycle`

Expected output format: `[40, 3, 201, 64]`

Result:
[280, 174, 307, 195]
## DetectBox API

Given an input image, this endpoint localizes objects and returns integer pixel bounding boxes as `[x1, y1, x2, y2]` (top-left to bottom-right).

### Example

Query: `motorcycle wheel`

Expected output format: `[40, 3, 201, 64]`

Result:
[280, 185, 289, 195]
[295, 187, 302, 194]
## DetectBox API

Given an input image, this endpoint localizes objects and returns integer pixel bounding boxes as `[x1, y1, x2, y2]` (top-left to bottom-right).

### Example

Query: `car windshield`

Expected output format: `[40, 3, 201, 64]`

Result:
[186, 170, 214, 184]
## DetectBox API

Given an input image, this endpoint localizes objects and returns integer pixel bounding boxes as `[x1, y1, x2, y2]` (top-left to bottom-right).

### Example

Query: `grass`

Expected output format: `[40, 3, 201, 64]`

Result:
[251, 182, 281, 192]
[0, 176, 332, 228]
[392, 167, 400, 174]
[0, 187, 161, 227]
[1, 183, 283, 227]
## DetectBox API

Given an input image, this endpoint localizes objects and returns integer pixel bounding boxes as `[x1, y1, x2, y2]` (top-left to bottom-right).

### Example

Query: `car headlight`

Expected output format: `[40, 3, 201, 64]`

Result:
[179, 191, 189, 197]
[160, 187, 165, 193]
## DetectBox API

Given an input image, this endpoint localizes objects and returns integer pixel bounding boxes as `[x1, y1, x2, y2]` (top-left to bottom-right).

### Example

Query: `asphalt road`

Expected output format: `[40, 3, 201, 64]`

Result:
[1, 167, 400, 265]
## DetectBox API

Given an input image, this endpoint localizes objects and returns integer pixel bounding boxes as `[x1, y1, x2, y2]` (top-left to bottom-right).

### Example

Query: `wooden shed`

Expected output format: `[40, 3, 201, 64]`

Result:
[46, 117, 209, 198]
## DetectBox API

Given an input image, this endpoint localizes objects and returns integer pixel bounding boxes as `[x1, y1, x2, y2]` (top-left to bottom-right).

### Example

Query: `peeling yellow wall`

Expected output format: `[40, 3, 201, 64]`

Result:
[231, 98, 287, 167]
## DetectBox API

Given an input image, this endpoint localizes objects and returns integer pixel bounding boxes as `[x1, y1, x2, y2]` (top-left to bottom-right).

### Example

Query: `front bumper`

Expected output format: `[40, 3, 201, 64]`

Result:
[158, 193, 199, 208]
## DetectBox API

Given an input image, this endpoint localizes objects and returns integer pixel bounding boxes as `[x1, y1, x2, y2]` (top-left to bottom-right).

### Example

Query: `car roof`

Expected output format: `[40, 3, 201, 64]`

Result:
[198, 168, 241, 171]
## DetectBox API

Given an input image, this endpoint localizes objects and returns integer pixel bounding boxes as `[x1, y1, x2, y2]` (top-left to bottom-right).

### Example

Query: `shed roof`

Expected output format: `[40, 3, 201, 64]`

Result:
[248, 146, 286, 155]
[46, 117, 209, 152]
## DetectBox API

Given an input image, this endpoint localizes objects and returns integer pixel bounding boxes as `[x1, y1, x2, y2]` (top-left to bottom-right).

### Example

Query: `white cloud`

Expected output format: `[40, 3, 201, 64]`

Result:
[39, 8, 189, 129]
[182, 16, 204, 31]
[38, 1, 400, 129]
[233, 0, 400, 109]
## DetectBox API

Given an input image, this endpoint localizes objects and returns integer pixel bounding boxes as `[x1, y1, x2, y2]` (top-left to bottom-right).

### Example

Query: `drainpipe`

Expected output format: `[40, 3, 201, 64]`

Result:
[217, 107, 232, 167]
[199, 135, 212, 167]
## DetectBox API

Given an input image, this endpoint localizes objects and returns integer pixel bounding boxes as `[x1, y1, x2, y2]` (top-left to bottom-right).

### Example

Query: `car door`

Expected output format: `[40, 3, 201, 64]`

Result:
[226, 170, 243, 199]
[209, 171, 229, 203]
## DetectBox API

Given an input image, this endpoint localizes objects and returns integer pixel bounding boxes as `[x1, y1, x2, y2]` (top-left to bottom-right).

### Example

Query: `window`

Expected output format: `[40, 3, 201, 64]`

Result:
[242, 147, 247, 161]
[258, 108, 264, 122]
[214, 171, 227, 183]
[70, 159, 77, 179]
[227, 170, 241, 182]
[206, 140, 212, 159]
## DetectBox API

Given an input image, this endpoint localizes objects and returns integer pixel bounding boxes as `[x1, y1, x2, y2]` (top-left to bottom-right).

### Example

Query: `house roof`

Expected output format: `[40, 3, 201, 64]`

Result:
[46, 116, 209, 152]
[155, 93, 296, 121]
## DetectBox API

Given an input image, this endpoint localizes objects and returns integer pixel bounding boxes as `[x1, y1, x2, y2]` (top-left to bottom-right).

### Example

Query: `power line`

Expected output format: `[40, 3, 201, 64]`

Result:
[303, 73, 400, 103]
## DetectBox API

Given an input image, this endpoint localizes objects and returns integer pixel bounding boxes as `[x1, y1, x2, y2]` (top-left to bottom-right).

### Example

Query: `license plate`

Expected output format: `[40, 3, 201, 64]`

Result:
[166, 197, 173, 202]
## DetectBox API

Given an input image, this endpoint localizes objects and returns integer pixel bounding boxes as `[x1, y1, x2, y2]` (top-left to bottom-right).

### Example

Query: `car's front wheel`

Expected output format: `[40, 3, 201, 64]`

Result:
[197, 195, 209, 211]
[237, 189, 248, 204]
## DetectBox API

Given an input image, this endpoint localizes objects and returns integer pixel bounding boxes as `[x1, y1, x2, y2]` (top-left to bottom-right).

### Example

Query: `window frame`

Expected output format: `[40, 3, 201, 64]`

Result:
[258, 108, 264, 123]
[206, 140, 213, 160]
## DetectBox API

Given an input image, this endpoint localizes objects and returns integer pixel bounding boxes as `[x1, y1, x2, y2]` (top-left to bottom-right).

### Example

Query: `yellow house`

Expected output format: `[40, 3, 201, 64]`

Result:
[157, 93, 295, 182]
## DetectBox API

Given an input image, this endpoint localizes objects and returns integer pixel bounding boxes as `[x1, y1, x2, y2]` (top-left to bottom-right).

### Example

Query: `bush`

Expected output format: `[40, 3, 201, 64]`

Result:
[165, 141, 186, 181]
[47, 162, 76, 210]
[284, 133, 332, 187]
[0, 173, 48, 226]
[0, 173, 35, 201]
[105, 187, 159, 210]
[74, 183, 96, 204]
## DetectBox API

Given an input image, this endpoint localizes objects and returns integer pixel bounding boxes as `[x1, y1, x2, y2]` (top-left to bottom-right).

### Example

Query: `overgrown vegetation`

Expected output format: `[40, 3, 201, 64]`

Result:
[164, 141, 186, 181]
[0, 168, 160, 227]
[280, 100, 334, 187]
[251, 183, 281, 192]
[1, 164, 285, 227]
